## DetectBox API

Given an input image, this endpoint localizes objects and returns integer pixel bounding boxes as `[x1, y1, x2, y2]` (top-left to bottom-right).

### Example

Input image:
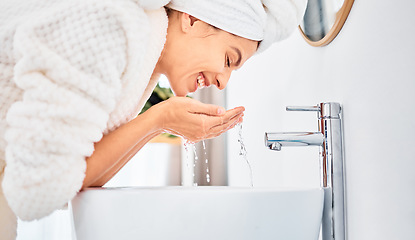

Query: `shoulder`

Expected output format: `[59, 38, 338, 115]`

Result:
[14, 0, 156, 44]
[12, 0, 163, 82]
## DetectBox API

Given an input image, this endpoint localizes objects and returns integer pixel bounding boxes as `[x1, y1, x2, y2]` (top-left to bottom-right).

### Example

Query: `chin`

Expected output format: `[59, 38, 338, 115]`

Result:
[171, 88, 185, 97]
[168, 77, 191, 97]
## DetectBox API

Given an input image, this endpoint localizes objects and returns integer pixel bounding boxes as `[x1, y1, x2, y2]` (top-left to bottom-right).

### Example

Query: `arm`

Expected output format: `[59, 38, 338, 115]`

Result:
[83, 108, 161, 188]
[83, 96, 244, 188]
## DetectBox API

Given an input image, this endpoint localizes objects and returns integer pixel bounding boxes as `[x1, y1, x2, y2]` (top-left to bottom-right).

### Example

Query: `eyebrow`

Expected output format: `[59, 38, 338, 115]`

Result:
[231, 47, 242, 67]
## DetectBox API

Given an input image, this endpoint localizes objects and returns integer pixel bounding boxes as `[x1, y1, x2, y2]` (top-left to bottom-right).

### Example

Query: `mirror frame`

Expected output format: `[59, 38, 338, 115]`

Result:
[299, 0, 354, 47]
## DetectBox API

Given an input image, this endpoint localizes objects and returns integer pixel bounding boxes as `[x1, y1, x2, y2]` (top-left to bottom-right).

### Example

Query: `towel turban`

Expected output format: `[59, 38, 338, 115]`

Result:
[167, 0, 308, 53]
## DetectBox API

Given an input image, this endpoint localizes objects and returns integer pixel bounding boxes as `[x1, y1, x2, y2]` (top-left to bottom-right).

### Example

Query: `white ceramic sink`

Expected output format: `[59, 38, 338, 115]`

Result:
[70, 187, 324, 240]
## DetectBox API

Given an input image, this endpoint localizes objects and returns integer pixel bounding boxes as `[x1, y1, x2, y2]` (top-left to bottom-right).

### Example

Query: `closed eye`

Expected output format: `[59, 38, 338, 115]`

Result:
[226, 55, 231, 68]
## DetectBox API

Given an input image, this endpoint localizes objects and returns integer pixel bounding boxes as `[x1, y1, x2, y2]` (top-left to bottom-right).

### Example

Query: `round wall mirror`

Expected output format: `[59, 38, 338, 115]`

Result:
[299, 0, 354, 47]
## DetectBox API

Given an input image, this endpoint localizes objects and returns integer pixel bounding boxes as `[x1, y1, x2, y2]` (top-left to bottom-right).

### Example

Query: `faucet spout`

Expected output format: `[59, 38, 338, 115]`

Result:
[264, 132, 324, 151]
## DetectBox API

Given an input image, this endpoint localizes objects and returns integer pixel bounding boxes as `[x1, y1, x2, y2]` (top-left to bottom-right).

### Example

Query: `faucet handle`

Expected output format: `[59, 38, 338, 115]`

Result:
[286, 106, 320, 112]
[287, 103, 341, 119]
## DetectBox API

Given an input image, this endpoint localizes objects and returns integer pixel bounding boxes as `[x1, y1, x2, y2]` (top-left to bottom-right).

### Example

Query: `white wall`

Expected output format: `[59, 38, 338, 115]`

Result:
[226, 0, 415, 239]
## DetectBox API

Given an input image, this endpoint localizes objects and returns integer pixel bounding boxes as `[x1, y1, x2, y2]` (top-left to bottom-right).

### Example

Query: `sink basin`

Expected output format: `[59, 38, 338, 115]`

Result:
[70, 187, 324, 240]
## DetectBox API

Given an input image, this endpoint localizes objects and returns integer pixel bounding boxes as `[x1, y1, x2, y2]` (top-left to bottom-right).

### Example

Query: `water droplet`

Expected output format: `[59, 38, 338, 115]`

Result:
[184, 142, 197, 186]
[202, 140, 211, 184]
[237, 123, 254, 187]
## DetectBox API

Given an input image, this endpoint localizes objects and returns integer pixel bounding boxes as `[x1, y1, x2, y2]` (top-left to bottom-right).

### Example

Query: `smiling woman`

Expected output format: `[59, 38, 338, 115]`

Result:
[0, 0, 307, 238]
[154, 9, 258, 96]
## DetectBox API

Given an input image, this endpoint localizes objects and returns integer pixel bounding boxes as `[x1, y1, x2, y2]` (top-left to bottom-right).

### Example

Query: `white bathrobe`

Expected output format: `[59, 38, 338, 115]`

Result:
[0, 0, 168, 238]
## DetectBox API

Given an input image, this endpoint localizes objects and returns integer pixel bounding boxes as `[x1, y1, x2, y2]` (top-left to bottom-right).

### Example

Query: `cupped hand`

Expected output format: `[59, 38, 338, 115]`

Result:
[152, 96, 244, 143]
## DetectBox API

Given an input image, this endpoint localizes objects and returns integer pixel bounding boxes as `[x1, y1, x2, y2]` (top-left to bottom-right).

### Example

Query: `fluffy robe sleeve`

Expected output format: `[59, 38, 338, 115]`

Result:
[2, 1, 151, 220]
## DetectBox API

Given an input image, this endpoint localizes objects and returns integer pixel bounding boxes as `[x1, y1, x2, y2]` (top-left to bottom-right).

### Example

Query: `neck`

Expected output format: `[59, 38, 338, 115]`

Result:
[154, 12, 178, 77]
[153, 39, 171, 77]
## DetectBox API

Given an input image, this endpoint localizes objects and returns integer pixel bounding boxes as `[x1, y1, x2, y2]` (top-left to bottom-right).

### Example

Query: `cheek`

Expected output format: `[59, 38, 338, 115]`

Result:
[168, 74, 183, 93]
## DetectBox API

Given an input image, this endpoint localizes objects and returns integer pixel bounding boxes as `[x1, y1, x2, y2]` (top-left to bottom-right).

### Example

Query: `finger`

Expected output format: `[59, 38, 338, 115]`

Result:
[226, 113, 244, 130]
[204, 116, 243, 139]
[188, 101, 226, 116]
[209, 113, 243, 134]
[223, 107, 245, 122]
[209, 109, 244, 128]
[225, 106, 245, 116]
[202, 113, 243, 140]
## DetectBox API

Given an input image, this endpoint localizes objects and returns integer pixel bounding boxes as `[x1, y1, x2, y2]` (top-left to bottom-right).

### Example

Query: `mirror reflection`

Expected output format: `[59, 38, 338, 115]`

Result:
[300, 0, 344, 42]
[299, 0, 354, 47]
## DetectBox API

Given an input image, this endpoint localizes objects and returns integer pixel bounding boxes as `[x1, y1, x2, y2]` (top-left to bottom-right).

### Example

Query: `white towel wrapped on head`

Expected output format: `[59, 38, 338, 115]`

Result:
[259, 0, 308, 52]
[134, 0, 171, 10]
[167, 0, 308, 52]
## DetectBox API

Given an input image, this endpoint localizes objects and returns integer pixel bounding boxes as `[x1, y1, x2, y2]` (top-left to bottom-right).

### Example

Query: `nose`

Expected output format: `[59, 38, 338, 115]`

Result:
[215, 70, 232, 90]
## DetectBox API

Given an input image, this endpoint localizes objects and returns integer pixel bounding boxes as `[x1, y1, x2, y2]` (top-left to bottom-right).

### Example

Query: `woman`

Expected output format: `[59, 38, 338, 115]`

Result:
[0, 0, 306, 238]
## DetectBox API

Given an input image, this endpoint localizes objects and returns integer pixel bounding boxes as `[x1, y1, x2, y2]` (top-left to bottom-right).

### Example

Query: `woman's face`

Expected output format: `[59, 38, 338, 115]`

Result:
[159, 12, 258, 97]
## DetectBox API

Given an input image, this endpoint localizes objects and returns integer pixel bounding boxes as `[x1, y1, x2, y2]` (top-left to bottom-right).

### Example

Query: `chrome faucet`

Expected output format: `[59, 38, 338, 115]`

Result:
[265, 102, 346, 240]
[265, 132, 324, 151]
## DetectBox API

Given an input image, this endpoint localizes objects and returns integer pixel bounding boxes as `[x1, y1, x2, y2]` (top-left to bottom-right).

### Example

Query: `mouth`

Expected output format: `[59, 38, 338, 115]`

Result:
[196, 72, 210, 90]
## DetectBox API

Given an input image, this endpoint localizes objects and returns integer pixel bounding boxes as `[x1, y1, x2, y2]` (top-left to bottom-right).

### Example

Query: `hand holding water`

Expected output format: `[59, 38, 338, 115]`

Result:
[153, 97, 244, 142]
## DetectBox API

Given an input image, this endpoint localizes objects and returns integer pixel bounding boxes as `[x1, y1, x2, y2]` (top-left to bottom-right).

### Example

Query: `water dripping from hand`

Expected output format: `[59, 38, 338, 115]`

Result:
[237, 123, 254, 187]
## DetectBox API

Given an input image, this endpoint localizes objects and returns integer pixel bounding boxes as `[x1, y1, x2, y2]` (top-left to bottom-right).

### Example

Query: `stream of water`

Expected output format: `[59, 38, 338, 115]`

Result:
[237, 123, 254, 187]
[183, 123, 253, 187]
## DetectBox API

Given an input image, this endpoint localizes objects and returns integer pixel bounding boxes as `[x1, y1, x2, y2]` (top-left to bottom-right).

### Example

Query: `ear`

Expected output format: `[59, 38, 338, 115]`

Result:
[180, 13, 199, 33]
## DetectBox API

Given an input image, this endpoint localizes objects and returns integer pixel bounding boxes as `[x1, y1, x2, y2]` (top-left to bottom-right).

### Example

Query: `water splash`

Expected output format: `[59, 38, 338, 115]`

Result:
[183, 140, 212, 186]
[202, 141, 211, 183]
[237, 123, 254, 187]
[183, 141, 198, 186]
[183, 141, 191, 171]
[192, 143, 198, 186]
